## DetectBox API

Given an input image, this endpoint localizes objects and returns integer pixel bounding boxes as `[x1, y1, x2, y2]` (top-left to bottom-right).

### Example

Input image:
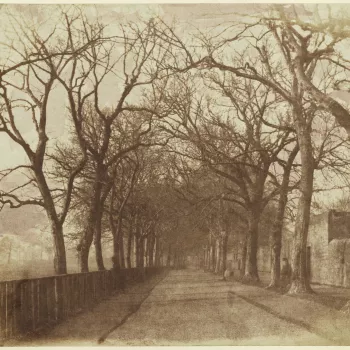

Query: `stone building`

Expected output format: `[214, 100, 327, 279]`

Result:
[308, 210, 350, 287]
[227, 211, 350, 287]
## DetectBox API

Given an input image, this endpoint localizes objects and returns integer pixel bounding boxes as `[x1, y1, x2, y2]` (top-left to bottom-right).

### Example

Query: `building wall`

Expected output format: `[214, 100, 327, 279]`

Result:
[227, 210, 350, 287]
[308, 211, 350, 287]
[307, 212, 329, 284]
[327, 239, 350, 287]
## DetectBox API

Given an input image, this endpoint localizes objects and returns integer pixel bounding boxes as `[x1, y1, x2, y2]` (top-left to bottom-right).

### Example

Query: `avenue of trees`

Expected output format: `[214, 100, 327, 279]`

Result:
[1, 4, 350, 294]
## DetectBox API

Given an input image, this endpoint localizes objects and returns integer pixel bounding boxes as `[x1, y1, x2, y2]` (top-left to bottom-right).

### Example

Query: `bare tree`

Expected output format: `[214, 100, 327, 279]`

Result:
[0, 6, 104, 274]
[182, 8, 348, 293]
[159, 72, 296, 282]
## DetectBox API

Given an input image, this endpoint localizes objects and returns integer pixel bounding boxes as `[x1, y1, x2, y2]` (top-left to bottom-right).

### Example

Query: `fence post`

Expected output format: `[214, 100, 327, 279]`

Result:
[0, 266, 165, 342]
[54, 276, 64, 322]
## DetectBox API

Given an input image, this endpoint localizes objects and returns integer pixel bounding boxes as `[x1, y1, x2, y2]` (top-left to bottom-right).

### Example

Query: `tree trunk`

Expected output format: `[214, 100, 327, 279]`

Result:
[210, 237, 215, 272]
[126, 225, 133, 269]
[148, 233, 155, 267]
[288, 115, 314, 294]
[119, 220, 125, 268]
[167, 245, 171, 267]
[139, 237, 145, 268]
[134, 236, 139, 267]
[144, 237, 148, 267]
[35, 170, 67, 274]
[52, 221, 67, 274]
[109, 197, 119, 270]
[155, 234, 160, 267]
[135, 238, 139, 267]
[174, 251, 177, 268]
[222, 232, 228, 279]
[215, 238, 221, 274]
[243, 208, 260, 283]
[119, 234, 125, 268]
[206, 246, 209, 270]
[241, 238, 247, 277]
[94, 206, 105, 271]
[203, 246, 208, 270]
[113, 234, 120, 269]
[268, 144, 299, 289]
[174, 250, 178, 269]
[269, 224, 282, 289]
[79, 175, 102, 272]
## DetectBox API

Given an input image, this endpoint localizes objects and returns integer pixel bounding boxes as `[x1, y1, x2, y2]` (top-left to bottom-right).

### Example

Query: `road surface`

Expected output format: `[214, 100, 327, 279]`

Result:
[103, 270, 335, 346]
[10, 269, 350, 346]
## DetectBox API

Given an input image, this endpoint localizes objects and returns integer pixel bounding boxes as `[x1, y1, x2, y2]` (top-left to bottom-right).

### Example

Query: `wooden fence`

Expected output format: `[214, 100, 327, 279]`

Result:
[0, 267, 164, 341]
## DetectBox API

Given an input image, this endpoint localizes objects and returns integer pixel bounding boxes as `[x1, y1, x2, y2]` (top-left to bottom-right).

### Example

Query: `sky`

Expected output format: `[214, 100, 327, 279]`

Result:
[0, 4, 349, 170]
[0, 3, 265, 169]
[1, 3, 350, 236]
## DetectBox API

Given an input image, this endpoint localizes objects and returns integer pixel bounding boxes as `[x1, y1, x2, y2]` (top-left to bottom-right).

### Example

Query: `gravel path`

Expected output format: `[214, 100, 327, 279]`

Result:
[8, 269, 350, 346]
[104, 270, 337, 346]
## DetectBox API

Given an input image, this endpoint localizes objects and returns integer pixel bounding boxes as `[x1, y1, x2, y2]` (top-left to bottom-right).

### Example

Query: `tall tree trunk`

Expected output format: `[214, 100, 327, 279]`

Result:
[269, 220, 282, 289]
[174, 250, 178, 268]
[243, 208, 260, 283]
[126, 223, 133, 269]
[109, 195, 119, 270]
[35, 170, 67, 274]
[94, 205, 105, 271]
[268, 144, 299, 289]
[135, 236, 140, 267]
[119, 218, 125, 268]
[288, 114, 314, 294]
[139, 237, 145, 268]
[148, 233, 155, 267]
[144, 237, 148, 267]
[79, 175, 102, 272]
[167, 244, 171, 267]
[222, 232, 228, 278]
[119, 234, 125, 268]
[210, 236, 215, 272]
[203, 246, 208, 270]
[155, 234, 160, 267]
[95, 177, 114, 271]
[206, 246, 210, 270]
[215, 238, 221, 274]
[135, 238, 139, 267]
[241, 238, 247, 277]
[52, 221, 67, 275]
[113, 233, 120, 269]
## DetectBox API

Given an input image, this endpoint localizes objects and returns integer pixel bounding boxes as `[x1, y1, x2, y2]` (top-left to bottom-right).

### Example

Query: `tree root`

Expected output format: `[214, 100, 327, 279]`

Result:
[287, 282, 315, 295]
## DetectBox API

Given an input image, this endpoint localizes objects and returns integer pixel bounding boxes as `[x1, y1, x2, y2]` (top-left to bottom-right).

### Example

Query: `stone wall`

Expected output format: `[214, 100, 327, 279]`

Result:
[255, 210, 350, 287]
[308, 211, 350, 287]
[329, 210, 350, 240]
[327, 239, 350, 287]
[227, 210, 350, 287]
[307, 212, 330, 284]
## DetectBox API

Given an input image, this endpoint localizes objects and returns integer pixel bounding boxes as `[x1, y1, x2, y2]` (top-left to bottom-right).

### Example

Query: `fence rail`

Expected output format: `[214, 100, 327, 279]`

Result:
[0, 266, 165, 341]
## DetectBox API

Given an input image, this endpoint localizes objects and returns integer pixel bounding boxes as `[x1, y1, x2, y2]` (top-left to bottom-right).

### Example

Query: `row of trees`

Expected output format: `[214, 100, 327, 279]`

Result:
[1, 5, 350, 294]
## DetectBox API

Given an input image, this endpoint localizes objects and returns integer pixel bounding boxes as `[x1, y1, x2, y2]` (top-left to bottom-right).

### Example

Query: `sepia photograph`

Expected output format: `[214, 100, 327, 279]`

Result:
[0, 2, 350, 346]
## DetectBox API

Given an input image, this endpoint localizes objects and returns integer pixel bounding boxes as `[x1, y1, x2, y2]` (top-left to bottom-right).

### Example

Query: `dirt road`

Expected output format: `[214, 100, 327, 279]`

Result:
[11, 269, 350, 346]
[103, 270, 336, 346]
